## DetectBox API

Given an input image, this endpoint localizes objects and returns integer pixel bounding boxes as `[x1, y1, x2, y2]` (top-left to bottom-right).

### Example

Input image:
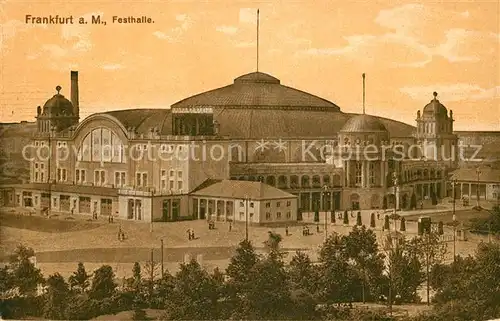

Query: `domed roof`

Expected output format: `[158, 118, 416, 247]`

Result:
[340, 114, 388, 133]
[171, 71, 340, 110]
[423, 92, 448, 116]
[42, 86, 74, 117]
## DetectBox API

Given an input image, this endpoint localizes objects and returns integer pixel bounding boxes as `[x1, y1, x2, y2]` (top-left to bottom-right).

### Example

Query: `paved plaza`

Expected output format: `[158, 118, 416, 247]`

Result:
[0, 204, 495, 279]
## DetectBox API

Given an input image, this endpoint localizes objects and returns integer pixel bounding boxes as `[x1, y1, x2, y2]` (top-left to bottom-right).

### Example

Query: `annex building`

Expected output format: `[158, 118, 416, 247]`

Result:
[2, 70, 466, 224]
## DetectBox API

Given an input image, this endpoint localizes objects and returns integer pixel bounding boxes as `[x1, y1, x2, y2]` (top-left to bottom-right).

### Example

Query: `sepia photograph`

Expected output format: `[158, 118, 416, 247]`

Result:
[0, 0, 499, 320]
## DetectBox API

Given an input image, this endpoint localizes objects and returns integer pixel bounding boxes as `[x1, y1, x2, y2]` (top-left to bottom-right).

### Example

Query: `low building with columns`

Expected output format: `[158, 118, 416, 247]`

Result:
[6, 70, 463, 223]
[450, 167, 500, 204]
[190, 180, 298, 224]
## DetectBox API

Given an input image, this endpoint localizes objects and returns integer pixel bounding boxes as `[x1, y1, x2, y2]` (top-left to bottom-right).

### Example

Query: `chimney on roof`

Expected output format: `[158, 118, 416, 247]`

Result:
[71, 71, 79, 121]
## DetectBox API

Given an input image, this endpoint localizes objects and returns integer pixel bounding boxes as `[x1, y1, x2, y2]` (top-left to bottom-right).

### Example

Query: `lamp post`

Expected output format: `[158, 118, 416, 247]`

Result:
[160, 238, 164, 278]
[322, 185, 331, 241]
[476, 168, 481, 208]
[452, 178, 458, 262]
[392, 172, 399, 232]
[245, 195, 250, 241]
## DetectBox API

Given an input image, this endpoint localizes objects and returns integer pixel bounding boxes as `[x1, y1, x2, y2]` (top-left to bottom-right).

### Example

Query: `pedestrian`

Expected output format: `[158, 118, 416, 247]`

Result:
[377, 212, 380, 220]
[187, 228, 192, 240]
[191, 229, 195, 240]
[285, 225, 289, 236]
[316, 224, 320, 233]
[118, 226, 122, 241]
[229, 222, 232, 232]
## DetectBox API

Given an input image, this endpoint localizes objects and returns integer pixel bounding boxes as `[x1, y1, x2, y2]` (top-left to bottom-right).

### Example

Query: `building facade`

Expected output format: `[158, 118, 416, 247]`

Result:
[6, 70, 460, 223]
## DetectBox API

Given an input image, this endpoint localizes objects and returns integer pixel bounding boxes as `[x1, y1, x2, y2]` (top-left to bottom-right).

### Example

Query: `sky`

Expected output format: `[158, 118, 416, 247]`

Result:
[0, 0, 499, 131]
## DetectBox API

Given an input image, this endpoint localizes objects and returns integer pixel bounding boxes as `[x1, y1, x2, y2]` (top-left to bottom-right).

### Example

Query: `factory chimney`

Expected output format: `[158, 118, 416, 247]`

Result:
[71, 71, 79, 120]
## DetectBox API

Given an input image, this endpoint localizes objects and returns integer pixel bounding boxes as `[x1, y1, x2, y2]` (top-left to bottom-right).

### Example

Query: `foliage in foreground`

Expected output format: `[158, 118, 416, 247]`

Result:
[1, 226, 500, 320]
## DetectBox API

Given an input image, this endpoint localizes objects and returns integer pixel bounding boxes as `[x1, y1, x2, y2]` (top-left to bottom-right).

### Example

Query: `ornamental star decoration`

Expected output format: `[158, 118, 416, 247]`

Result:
[272, 139, 287, 152]
[254, 139, 270, 153]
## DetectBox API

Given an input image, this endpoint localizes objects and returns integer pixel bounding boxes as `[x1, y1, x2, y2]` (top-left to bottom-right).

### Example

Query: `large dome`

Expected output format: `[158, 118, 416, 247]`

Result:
[42, 86, 74, 117]
[171, 71, 341, 110]
[340, 114, 388, 133]
[423, 92, 448, 116]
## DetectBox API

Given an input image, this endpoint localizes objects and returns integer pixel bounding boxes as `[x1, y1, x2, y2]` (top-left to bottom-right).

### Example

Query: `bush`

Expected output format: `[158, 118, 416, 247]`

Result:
[343, 211, 349, 225]
[384, 216, 390, 230]
[0, 296, 44, 319]
[400, 217, 406, 231]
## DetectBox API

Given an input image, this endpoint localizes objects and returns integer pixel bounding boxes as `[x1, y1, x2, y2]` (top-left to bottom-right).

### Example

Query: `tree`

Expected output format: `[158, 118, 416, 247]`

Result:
[43, 273, 70, 320]
[288, 251, 317, 295]
[384, 215, 390, 230]
[470, 205, 500, 234]
[438, 221, 444, 235]
[410, 193, 417, 210]
[400, 217, 406, 232]
[405, 232, 447, 304]
[385, 237, 423, 303]
[431, 191, 438, 205]
[7, 245, 44, 296]
[370, 213, 376, 228]
[68, 262, 91, 294]
[318, 233, 356, 304]
[429, 243, 500, 321]
[88, 265, 117, 300]
[245, 245, 294, 319]
[343, 211, 349, 225]
[164, 259, 220, 320]
[343, 226, 386, 302]
[356, 212, 362, 226]
[0, 265, 13, 295]
[225, 239, 259, 317]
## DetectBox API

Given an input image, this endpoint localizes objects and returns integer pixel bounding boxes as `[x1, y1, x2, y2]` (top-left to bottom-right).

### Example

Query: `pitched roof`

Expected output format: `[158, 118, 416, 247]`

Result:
[450, 167, 500, 183]
[190, 179, 296, 200]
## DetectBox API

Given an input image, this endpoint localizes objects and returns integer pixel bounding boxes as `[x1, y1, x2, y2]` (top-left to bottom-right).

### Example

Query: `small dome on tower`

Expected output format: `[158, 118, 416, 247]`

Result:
[423, 92, 448, 116]
[340, 114, 388, 133]
[42, 86, 75, 117]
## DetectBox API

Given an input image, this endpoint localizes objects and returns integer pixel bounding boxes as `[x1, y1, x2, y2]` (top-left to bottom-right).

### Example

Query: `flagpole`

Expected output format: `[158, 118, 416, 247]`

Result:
[362, 73, 366, 114]
[257, 9, 259, 72]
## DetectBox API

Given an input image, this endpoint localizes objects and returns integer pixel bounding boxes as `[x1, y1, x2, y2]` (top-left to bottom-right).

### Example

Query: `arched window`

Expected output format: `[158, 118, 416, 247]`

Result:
[332, 174, 341, 187]
[290, 175, 299, 188]
[229, 144, 244, 162]
[78, 127, 125, 163]
[312, 175, 321, 188]
[266, 176, 276, 186]
[323, 175, 331, 186]
[301, 175, 310, 188]
[278, 175, 288, 189]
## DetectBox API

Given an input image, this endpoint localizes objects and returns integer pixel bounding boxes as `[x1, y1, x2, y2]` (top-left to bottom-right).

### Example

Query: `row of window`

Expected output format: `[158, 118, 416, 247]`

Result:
[265, 211, 292, 220]
[236, 211, 292, 220]
[238, 200, 292, 208]
[72, 169, 184, 190]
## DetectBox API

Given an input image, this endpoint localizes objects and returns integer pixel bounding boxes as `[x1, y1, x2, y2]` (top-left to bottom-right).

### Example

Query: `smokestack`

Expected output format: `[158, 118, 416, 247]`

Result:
[71, 71, 79, 120]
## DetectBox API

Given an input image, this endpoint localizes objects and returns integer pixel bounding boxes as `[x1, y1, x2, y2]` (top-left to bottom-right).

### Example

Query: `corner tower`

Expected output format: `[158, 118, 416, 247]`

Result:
[415, 92, 458, 166]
